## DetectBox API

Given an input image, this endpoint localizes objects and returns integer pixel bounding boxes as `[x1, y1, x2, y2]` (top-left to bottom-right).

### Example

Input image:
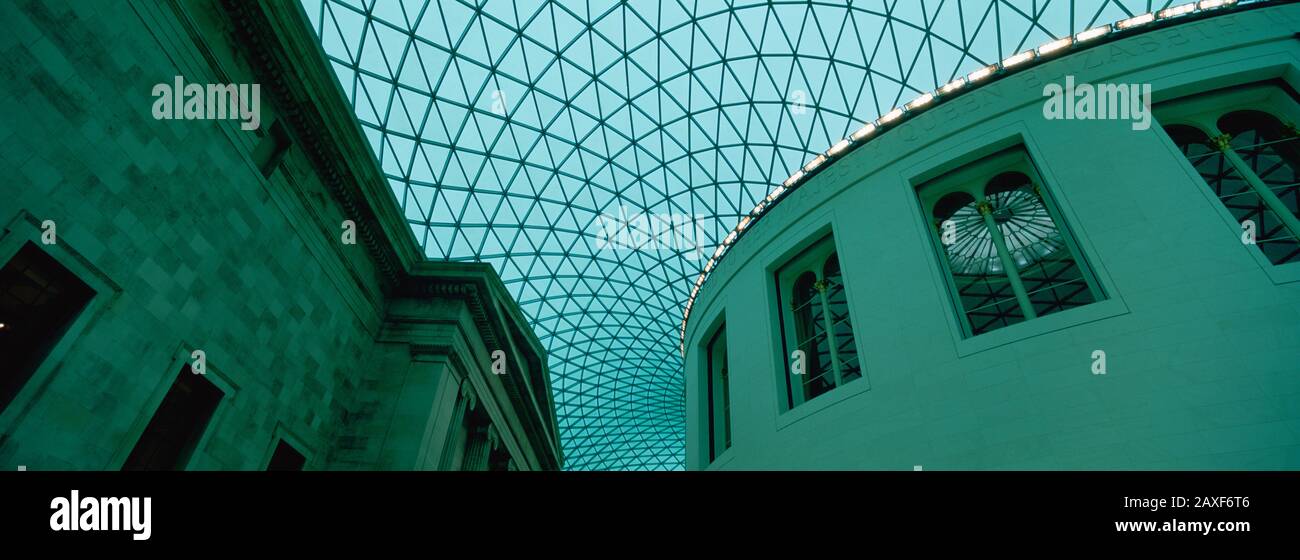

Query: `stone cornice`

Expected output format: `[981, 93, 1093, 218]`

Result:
[216, 0, 562, 467]
[222, 0, 420, 287]
[396, 264, 563, 467]
[386, 273, 563, 469]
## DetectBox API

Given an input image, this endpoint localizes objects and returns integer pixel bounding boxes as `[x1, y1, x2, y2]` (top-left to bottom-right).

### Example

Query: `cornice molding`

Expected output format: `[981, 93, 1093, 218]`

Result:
[222, 0, 412, 287]
[214, 0, 596, 469]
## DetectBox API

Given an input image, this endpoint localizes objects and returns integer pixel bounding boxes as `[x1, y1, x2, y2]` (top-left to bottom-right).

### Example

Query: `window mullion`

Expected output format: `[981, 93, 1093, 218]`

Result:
[977, 198, 1039, 320]
[1210, 130, 1300, 240]
[815, 276, 843, 388]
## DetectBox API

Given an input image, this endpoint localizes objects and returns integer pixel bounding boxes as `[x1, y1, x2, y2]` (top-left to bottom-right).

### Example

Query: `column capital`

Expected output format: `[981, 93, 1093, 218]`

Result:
[460, 381, 478, 412]
[1211, 133, 1233, 152]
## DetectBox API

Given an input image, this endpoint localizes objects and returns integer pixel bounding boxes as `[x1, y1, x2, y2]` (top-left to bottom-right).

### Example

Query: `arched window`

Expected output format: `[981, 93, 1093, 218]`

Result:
[775, 235, 864, 409]
[919, 149, 1102, 337]
[1219, 110, 1300, 170]
[1164, 110, 1300, 265]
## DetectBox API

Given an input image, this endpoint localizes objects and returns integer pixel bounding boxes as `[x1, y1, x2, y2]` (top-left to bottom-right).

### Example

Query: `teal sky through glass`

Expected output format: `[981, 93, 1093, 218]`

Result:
[301, 0, 1197, 470]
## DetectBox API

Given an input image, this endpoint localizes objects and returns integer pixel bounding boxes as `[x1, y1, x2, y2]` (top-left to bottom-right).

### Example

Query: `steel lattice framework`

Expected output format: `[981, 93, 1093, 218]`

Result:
[301, 0, 1221, 470]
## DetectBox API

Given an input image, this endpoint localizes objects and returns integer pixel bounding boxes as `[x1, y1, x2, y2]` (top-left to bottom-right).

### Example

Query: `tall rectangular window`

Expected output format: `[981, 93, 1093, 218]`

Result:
[774, 234, 862, 410]
[0, 242, 95, 414]
[917, 148, 1103, 337]
[1159, 83, 1300, 266]
[122, 365, 224, 471]
[705, 324, 730, 462]
[267, 439, 307, 471]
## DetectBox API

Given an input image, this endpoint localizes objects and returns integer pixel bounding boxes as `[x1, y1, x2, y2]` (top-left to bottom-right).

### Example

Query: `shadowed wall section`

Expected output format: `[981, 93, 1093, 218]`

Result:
[0, 0, 560, 471]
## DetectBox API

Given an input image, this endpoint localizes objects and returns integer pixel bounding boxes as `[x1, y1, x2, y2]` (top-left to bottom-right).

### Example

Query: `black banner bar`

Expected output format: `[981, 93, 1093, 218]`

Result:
[2, 471, 1294, 547]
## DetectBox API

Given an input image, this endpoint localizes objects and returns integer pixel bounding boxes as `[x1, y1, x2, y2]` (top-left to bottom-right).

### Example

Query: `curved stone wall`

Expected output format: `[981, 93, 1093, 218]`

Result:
[684, 3, 1300, 470]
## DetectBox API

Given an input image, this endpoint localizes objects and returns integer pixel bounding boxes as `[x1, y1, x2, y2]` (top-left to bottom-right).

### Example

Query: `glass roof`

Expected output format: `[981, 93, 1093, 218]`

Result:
[942, 189, 1067, 276]
[301, 0, 1200, 470]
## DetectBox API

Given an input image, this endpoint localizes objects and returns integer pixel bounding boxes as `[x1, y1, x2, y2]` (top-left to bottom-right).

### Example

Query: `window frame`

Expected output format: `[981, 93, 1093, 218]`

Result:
[266, 439, 308, 470]
[773, 233, 866, 412]
[0, 242, 96, 414]
[1154, 80, 1300, 284]
[262, 422, 314, 470]
[692, 308, 735, 466]
[0, 211, 119, 438]
[915, 147, 1107, 339]
[110, 344, 238, 470]
[704, 321, 730, 463]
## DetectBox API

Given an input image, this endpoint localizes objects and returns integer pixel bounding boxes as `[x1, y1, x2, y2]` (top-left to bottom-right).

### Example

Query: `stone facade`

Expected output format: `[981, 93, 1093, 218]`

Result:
[0, 0, 561, 470]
